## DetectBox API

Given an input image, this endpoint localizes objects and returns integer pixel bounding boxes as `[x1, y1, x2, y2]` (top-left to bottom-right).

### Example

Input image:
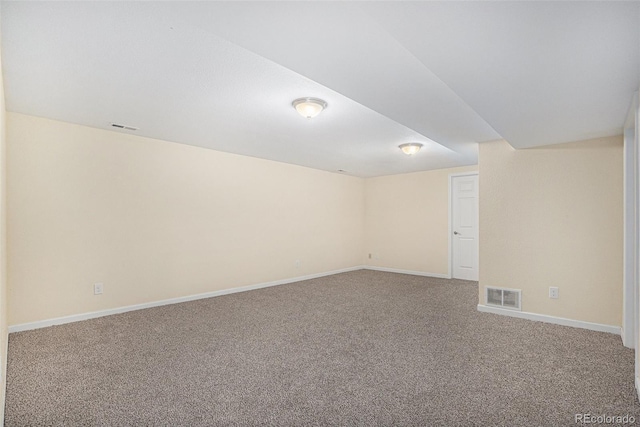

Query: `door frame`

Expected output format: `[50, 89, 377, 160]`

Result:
[448, 171, 479, 280]
[623, 107, 637, 349]
[622, 90, 639, 402]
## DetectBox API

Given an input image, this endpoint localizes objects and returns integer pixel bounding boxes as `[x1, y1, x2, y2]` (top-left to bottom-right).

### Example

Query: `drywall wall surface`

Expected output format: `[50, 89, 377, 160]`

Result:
[479, 137, 623, 326]
[0, 18, 8, 424]
[7, 113, 365, 325]
[364, 165, 477, 276]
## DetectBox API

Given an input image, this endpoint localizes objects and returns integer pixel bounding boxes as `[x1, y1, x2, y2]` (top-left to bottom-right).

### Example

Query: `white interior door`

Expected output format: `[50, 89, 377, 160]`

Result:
[452, 174, 479, 281]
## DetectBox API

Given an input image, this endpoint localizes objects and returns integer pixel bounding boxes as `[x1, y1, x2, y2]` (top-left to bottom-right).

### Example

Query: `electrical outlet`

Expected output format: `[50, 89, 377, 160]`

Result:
[368, 253, 372, 259]
[549, 287, 559, 299]
[294, 260, 301, 269]
[94, 282, 104, 295]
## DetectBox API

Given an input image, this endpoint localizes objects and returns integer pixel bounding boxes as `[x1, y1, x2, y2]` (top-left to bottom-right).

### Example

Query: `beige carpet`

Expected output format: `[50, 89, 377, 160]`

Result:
[4, 270, 639, 426]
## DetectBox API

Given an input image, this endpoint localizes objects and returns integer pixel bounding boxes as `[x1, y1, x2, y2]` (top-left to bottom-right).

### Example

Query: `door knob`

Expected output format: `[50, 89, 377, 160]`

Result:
[454, 231, 460, 235]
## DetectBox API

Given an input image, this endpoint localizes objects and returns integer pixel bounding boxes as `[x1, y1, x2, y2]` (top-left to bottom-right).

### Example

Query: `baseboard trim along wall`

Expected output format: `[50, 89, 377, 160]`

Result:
[9, 266, 366, 333]
[364, 266, 450, 279]
[477, 304, 620, 335]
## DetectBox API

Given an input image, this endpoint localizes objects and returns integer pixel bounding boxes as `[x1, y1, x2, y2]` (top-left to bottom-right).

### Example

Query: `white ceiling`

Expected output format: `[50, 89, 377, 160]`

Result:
[2, 1, 638, 177]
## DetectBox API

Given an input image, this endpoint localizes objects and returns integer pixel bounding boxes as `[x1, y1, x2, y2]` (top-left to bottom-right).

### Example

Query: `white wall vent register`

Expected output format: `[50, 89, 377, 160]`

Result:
[111, 123, 138, 131]
[486, 287, 521, 311]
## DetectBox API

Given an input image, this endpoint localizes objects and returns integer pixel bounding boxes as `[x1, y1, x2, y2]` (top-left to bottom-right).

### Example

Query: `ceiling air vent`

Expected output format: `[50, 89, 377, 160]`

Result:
[486, 287, 521, 311]
[111, 123, 138, 131]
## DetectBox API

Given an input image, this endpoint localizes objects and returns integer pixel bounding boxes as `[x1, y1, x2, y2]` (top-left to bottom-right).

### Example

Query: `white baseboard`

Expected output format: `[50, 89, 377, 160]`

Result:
[9, 266, 366, 333]
[364, 266, 450, 279]
[477, 304, 620, 335]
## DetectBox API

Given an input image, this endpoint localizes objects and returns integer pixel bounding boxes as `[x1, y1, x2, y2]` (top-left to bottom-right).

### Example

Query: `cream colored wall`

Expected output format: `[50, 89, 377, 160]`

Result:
[5, 112, 626, 332]
[479, 137, 623, 327]
[7, 113, 365, 326]
[0, 24, 7, 425]
[364, 165, 477, 275]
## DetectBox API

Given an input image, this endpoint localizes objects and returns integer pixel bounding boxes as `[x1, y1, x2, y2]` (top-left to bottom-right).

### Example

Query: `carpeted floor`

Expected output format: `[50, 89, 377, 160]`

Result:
[4, 270, 639, 426]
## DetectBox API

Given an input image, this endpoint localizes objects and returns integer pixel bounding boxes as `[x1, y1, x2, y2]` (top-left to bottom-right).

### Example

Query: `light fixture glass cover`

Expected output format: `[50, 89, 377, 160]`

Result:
[399, 143, 423, 155]
[292, 97, 327, 118]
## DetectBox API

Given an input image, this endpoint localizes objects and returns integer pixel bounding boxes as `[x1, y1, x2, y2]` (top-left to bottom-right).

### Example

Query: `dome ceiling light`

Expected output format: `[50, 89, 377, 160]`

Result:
[292, 97, 327, 119]
[399, 143, 423, 155]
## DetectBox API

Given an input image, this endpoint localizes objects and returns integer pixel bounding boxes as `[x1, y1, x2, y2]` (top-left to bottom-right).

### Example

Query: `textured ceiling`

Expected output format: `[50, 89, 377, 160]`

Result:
[2, 1, 638, 177]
